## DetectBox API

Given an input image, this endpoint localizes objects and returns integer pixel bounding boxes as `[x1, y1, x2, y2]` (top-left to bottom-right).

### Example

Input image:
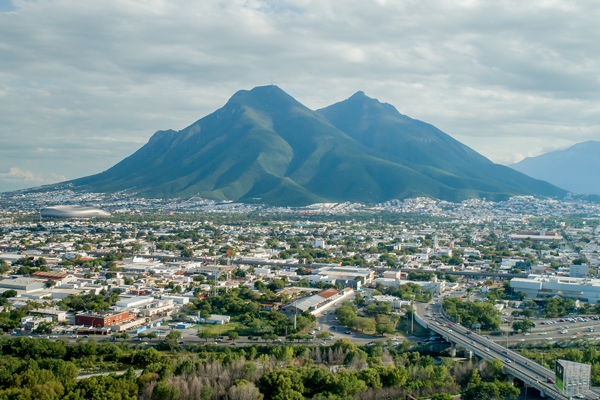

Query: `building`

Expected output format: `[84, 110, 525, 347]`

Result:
[570, 264, 590, 279]
[205, 315, 230, 324]
[20, 316, 53, 331]
[75, 310, 131, 328]
[281, 288, 353, 314]
[510, 275, 600, 303]
[115, 296, 154, 308]
[0, 277, 46, 293]
[31, 271, 77, 284]
[382, 270, 403, 280]
[310, 266, 375, 284]
[509, 230, 563, 241]
[41, 205, 111, 218]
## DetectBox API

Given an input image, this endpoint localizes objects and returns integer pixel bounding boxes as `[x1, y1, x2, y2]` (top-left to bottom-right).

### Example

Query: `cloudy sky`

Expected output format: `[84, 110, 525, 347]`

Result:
[1, 0, 599, 192]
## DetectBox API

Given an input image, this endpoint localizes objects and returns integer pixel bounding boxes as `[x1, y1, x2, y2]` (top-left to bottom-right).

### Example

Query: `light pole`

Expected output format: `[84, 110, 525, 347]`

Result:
[411, 295, 415, 335]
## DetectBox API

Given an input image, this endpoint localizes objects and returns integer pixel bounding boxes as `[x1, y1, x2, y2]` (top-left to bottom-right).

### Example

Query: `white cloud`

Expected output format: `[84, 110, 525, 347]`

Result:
[1, 0, 600, 192]
[0, 167, 66, 184]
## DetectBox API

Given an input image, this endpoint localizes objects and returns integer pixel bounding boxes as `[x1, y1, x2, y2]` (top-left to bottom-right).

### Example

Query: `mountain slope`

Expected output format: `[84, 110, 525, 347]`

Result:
[67, 86, 567, 205]
[316, 91, 565, 198]
[510, 141, 600, 194]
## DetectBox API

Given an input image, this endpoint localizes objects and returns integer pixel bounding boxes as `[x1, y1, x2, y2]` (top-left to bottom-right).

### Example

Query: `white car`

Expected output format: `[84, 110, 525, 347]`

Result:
[524, 333, 530, 336]
[519, 339, 525, 342]
[540, 332, 548, 335]
[546, 337, 553, 341]
[484, 348, 490, 352]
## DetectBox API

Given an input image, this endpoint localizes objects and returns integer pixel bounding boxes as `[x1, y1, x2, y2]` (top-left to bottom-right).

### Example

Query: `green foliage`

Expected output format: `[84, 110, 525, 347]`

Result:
[443, 298, 502, 330]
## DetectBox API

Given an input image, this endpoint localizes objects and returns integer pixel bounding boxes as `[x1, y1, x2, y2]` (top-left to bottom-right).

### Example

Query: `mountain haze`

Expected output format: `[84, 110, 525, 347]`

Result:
[66, 86, 567, 205]
[510, 141, 600, 195]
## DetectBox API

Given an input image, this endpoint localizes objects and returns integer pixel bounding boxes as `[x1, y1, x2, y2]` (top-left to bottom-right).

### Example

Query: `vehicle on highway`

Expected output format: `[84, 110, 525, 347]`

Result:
[345, 331, 351, 334]
[524, 332, 530, 336]
[505, 358, 512, 363]
[546, 337, 553, 341]
[484, 348, 490, 352]
[519, 339, 525, 342]
[447, 329, 452, 332]
[319, 341, 326, 346]
[547, 378, 555, 383]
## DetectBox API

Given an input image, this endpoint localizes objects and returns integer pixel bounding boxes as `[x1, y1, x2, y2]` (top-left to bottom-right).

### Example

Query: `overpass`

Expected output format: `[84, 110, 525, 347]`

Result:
[414, 301, 593, 400]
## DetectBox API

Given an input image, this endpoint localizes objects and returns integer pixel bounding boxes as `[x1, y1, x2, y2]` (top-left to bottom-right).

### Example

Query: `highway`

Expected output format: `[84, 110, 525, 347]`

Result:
[415, 300, 596, 400]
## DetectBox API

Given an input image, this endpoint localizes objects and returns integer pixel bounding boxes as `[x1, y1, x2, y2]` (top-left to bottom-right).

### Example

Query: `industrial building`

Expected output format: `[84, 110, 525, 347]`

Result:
[510, 275, 600, 303]
[308, 266, 375, 285]
[40, 205, 111, 218]
[0, 277, 46, 293]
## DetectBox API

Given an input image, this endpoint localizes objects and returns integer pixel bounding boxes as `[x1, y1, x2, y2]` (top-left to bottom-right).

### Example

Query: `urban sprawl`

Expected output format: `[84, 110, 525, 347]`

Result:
[1, 190, 600, 400]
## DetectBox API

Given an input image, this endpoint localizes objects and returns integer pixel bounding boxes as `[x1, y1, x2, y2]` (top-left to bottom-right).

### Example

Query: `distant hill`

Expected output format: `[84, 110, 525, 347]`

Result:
[510, 141, 600, 195]
[64, 85, 566, 205]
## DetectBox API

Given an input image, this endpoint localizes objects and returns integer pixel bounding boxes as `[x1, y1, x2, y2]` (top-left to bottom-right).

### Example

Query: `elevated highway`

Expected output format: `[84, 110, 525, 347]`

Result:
[415, 301, 595, 400]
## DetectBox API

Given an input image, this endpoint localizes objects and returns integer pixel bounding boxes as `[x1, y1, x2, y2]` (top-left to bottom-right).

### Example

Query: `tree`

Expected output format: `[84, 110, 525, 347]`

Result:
[121, 332, 130, 340]
[316, 331, 332, 339]
[228, 332, 239, 342]
[375, 323, 394, 336]
[166, 330, 182, 340]
[353, 317, 375, 333]
[198, 330, 216, 342]
[512, 320, 534, 333]
[44, 280, 56, 288]
[147, 332, 158, 341]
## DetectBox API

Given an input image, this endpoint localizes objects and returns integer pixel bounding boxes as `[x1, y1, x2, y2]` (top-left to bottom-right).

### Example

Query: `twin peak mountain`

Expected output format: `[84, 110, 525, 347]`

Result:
[69, 85, 566, 205]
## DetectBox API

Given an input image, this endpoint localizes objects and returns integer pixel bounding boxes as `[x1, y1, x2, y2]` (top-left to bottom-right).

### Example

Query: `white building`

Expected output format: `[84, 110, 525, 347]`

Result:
[570, 264, 590, 279]
[510, 275, 600, 303]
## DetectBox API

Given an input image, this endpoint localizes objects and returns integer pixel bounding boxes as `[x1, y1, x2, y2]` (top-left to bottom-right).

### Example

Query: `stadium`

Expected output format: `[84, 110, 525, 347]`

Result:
[40, 206, 111, 219]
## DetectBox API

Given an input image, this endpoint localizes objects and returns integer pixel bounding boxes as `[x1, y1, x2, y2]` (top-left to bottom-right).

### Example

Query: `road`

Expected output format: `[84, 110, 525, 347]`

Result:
[415, 300, 597, 400]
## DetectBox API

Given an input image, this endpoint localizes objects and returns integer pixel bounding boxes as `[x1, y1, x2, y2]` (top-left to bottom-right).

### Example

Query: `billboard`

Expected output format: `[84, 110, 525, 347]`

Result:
[555, 359, 591, 396]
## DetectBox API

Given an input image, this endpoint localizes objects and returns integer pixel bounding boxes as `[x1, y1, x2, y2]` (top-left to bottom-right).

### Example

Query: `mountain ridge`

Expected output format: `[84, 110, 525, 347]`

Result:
[510, 140, 600, 195]
[64, 85, 567, 205]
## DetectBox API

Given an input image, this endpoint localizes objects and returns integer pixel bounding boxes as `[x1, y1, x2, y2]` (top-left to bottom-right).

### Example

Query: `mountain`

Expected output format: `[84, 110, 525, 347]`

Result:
[65, 85, 567, 205]
[510, 141, 600, 195]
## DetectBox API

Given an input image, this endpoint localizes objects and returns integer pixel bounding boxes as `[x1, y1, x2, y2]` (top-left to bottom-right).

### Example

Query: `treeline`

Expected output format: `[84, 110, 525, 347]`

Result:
[0, 323, 517, 400]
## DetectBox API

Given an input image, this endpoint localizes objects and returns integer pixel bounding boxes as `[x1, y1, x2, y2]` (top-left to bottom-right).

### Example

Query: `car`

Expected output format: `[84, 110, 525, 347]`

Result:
[227, 338, 233, 340]
[502, 350, 508, 354]
[70, 335, 76, 339]
[519, 339, 525, 342]
[28, 336, 33, 339]
[323, 312, 327, 315]
[484, 348, 490, 352]
[345, 331, 351, 334]
[470, 341, 475, 344]
[547, 378, 555, 383]
[524, 332, 530, 336]
[449, 324, 454, 327]
[319, 341, 326, 346]
[274, 339, 282, 342]
[575, 395, 584, 399]
[546, 337, 553, 341]
[215, 338, 223, 342]
[540, 332, 548, 335]
[142, 342, 149, 345]
[505, 358, 512, 363]
[447, 329, 452, 332]
[466, 330, 471, 335]
[311, 331, 316, 335]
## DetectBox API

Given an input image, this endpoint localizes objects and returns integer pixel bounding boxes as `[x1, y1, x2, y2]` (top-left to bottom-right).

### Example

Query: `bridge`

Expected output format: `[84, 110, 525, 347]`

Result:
[414, 301, 594, 400]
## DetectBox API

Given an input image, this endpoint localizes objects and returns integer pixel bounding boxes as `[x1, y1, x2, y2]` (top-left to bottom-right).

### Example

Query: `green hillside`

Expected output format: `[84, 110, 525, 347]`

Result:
[67, 86, 567, 205]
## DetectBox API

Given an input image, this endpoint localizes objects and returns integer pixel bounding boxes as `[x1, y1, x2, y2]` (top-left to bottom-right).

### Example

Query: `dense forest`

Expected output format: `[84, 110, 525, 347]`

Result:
[0, 337, 518, 400]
